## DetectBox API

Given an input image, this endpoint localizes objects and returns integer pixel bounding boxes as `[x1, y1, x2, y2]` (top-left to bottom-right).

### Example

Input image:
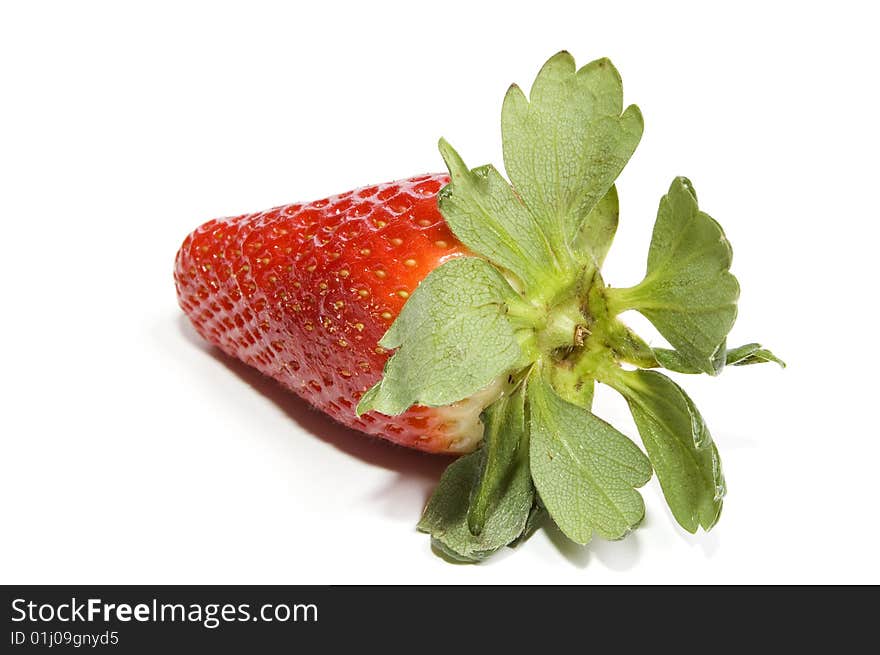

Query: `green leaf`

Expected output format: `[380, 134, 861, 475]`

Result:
[528, 373, 651, 544]
[437, 139, 564, 290]
[420, 383, 534, 561]
[418, 439, 533, 562]
[654, 343, 786, 374]
[607, 319, 659, 369]
[468, 382, 530, 535]
[502, 52, 643, 252]
[614, 369, 724, 532]
[547, 365, 595, 410]
[508, 500, 548, 549]
[574, 185, 619, 269]
[710, 337, 728, 375]
[356, 258, 524, 416]
[726, 344, 786, 368]
[607, 177, 740, 375]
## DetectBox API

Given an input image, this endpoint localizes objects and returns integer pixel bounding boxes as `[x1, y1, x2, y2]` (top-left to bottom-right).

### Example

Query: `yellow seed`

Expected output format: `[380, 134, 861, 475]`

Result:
[375, 346, 386, 354]
[435, 240, 448, 248]
[261, 257, 270, 265]
[417, 219, 431, 227]
[404, 259, 417, 267]
[293, 280, 301, 287]
[358, 361, 370, 370]
[239, 265, 250, 273]
[340, 369, 352, 378]
[374, 270, 387, 279]
[333, 301, 345, 309]
[338, 339, 348, 348]
[305, 324, 314, 331]
[375, 220, 387, 228]
[357, 289, 369, 297]
[268, 275, 277, 283]
[380, 311, 392, 320]
[306, 264, 316, 272]
[338, 269, 350, 278]
[397, 290, 409, 299]
[359, 248, 371, 256]
[390, 238, 403, 246]
[328, 252, 340, 260]
[354, 322, 364, 331]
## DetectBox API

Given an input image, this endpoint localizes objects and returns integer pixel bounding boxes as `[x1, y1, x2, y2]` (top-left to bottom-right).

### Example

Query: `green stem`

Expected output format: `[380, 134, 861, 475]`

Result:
[604, 285, 641, 316]
[571, 346, 618, 384]
[506, 297, 547, 328]
[548, 364, 595, 409]
[516, 331, 539, 365]
[538, 296, 585, 353]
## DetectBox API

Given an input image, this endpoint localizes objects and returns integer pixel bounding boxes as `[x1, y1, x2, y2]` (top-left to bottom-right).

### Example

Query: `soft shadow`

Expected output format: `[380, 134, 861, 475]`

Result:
[544, 522, 591, 569]
[659, 499, 721, 558]
[543, 520, 644, 571]
[590, 529, 643, 571]
[175, 316, 452, 490]
[674, 524, 721, 558]
[173, 315, 649, 568]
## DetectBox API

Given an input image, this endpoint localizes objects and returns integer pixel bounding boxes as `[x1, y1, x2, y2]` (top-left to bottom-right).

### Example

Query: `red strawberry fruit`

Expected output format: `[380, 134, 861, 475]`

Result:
[174, 173, 503, 454]
[175, 52, 782, 562]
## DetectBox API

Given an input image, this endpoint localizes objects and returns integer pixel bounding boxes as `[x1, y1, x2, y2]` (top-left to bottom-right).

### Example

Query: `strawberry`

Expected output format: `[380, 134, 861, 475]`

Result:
[176, 52, 782, 562]
[174, 173, 503, 454]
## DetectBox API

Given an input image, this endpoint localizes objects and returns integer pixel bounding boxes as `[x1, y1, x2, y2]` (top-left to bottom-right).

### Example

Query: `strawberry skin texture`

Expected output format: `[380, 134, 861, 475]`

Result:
[175, 174, 492, 454]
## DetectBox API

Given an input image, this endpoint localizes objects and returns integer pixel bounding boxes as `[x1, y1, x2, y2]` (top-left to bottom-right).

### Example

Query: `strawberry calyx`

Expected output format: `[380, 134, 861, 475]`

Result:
[359, 52, 783, 561]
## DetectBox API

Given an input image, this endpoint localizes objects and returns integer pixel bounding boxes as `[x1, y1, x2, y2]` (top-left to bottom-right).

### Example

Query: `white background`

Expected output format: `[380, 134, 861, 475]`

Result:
[2, 1, 877, 584]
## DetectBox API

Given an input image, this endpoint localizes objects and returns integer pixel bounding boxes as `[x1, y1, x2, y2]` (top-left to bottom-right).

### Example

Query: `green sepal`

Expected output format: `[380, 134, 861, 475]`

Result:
[467, 382, 530, 536]
[418, 416, 534, 563]
[345, 52, 780, 562]
[607, 321, 659, 369]
[654, 343, 786, 374]
[528, 372, 652, 544]
[710, 338, 729, 375]
[607, 177, 740, 375]
[437, 139, 564, 291]
[612, 369, 725, 533]
[356, 257, 526, 416]
[502, 52, 643, 252]
[574, 185, 619, 269]
[723, 343, 786, 368]
[508, 500, 548, 549]
[547, 365, 595, 409]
